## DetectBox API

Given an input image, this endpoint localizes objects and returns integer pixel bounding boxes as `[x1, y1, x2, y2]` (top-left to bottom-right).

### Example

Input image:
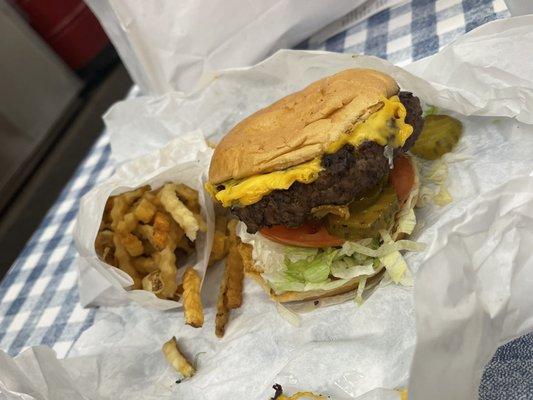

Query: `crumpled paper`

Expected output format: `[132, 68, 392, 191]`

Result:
[74, 132, 214, 310]
[3, 14, 533, 400]
[85, 0, 370, 94]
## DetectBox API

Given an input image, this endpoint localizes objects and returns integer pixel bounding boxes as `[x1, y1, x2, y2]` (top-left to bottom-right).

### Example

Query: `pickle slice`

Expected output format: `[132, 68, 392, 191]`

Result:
[326, 185, 399, 241]
[411, 114, 463, 160]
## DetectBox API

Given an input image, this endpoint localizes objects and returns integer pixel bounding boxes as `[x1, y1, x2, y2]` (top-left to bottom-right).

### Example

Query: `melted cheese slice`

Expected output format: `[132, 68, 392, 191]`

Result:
[209, 96, 413, 207]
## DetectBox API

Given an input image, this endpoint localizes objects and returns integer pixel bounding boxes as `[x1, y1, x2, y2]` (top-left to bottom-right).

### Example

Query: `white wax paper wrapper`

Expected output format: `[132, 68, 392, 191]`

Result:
[85, 0, 370, 94]
[73, 131, 214, 310]
[5, 15, 533, 400]
[104, 16, 533, 163]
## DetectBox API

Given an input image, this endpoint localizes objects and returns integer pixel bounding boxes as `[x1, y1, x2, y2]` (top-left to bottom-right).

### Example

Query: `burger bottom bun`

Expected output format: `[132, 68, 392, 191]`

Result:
[238, 154, 419, 303]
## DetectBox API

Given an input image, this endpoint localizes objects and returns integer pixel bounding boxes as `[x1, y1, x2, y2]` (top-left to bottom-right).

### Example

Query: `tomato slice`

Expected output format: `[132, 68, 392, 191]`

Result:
[260, 222, 345, 248]
[389, 154, 414, 205]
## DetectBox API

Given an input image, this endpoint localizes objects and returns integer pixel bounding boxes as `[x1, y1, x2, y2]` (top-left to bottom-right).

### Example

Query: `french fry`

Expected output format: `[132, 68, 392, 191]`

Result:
[110, 195, 129, 230]
[238, 242, 261, 273]
[225, 246, 244, 309]
[215, 266, 230, 338]
[159, 246, 179, 298]
[113, 234, 142, 289]
[95, 230, 114, 257]
[122, 185, 150, 204]
[209, 231, 228, 266]
[159, 183, 200, 241]
[162, 337, 195, 379]
[120, 232, 144, 257]
[174, 183, 201, 214]
[142, 270, 164, 296]
[182, 267, 204, 328]
[116, 213, 139, 235]
[208, 212, 228, 266]
[153, 211, 171, 250]
[136, 224, 157, 248]
[133, 253, 160, 274]
[133, 198, 157, 223]
[224, 219, 244, 309]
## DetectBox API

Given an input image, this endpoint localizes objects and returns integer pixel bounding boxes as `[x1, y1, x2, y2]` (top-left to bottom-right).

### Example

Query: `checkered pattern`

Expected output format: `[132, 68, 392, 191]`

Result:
[2, 1, 525, 398]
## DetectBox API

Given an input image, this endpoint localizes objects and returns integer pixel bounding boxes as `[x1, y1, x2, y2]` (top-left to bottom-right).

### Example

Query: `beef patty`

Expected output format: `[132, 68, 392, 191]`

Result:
[232, 92, 423, 233]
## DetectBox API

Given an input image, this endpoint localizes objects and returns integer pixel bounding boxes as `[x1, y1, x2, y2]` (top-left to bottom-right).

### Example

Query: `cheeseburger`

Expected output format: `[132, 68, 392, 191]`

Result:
[207, 69, 424, 302]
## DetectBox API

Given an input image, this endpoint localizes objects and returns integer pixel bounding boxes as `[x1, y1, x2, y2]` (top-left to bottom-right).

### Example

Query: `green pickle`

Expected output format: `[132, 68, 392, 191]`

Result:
[326, 185, 399, 241]
[411, 114, 463, 160]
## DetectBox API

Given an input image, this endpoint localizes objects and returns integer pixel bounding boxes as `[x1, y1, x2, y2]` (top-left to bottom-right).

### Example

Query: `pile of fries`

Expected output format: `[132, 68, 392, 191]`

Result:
[95, 182, 206, 327]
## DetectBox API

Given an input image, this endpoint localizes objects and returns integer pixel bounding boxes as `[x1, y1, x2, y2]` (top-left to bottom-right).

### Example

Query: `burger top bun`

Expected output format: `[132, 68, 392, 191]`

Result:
[209, 68, 399, 185]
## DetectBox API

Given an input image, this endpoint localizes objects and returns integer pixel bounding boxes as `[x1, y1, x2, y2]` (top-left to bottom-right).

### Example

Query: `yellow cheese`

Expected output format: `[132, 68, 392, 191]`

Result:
[209, 96, 413, 207]
[328, 95, 413, 153]
[211, 158, 322, 207]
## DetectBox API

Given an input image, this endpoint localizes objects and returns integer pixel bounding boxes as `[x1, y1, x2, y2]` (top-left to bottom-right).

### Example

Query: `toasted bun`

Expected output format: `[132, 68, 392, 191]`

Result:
[209, 69, 399, 184]
[238, 155, 419, 303]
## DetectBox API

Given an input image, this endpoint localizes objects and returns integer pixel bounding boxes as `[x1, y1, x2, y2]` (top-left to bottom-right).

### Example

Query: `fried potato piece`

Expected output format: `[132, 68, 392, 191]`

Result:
[133, 253, 160, 274]
[142, 270, 164, 296]
[174, 183, 201, 214]
[225, 247, 244, 309]
[238, 242, 261, 273]
[162, 337, 195, 379]
[159, 246, 179, 299]
[136, 224, 157, 248]
[113, 234, 142, 289]
[225, 219, 244, 309]
[208, 212, 228, 266]
[182, 267, 204, 328]
[215, 266, 230, 338]
[122, 185, 150, 204]
[116, 213, 139, 235]
[133, 198, 157, 223]
[95, 230, 114, 257]
[209, 231, 228, 267]
[159, 183, 200, 241]
[110, 195, 129, 230]
[120, 232, 144, 257]
[153, 211, 171, 250]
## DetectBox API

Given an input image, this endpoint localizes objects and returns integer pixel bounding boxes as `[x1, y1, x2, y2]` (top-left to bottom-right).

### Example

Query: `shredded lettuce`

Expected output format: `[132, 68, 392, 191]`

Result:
[355, 277, 368, 305]
[423, 104, 439, 117]
[331, 259, 375, 279]
[284, 246, 319, 263]
[396, 208, 417, 236]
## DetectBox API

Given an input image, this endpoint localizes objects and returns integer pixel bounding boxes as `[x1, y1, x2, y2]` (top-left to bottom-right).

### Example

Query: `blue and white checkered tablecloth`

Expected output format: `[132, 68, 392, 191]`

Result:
[3, 0, 531, 398]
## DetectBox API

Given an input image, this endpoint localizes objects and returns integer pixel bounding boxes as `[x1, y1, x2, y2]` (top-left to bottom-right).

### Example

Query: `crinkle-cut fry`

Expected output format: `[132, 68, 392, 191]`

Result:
[133, 198, 157, 223]
[133, 253, 160, 274]
[153, 211, 171, 250]
[120, 232, 144, 257]
[113, 234, 142, 289]
[136, 224, 158, 249]
[122, 185, 150, 204]
[238, 242, 262, 273]
[215, 266, 230, 338]
[159, 183, 199, 241]
[225, 246, 244, 309]
[142, 270, 164, 297]
[208, 230, 228, 266]
[162, 337, 195, 379]
[159, 246, 179, 299]
[182, 267, 204, 328]
[116, 213, 139, 235]
[110, 195, 129, 230]
[174, 183, 201, 214]
[95, 230, 114, 258]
